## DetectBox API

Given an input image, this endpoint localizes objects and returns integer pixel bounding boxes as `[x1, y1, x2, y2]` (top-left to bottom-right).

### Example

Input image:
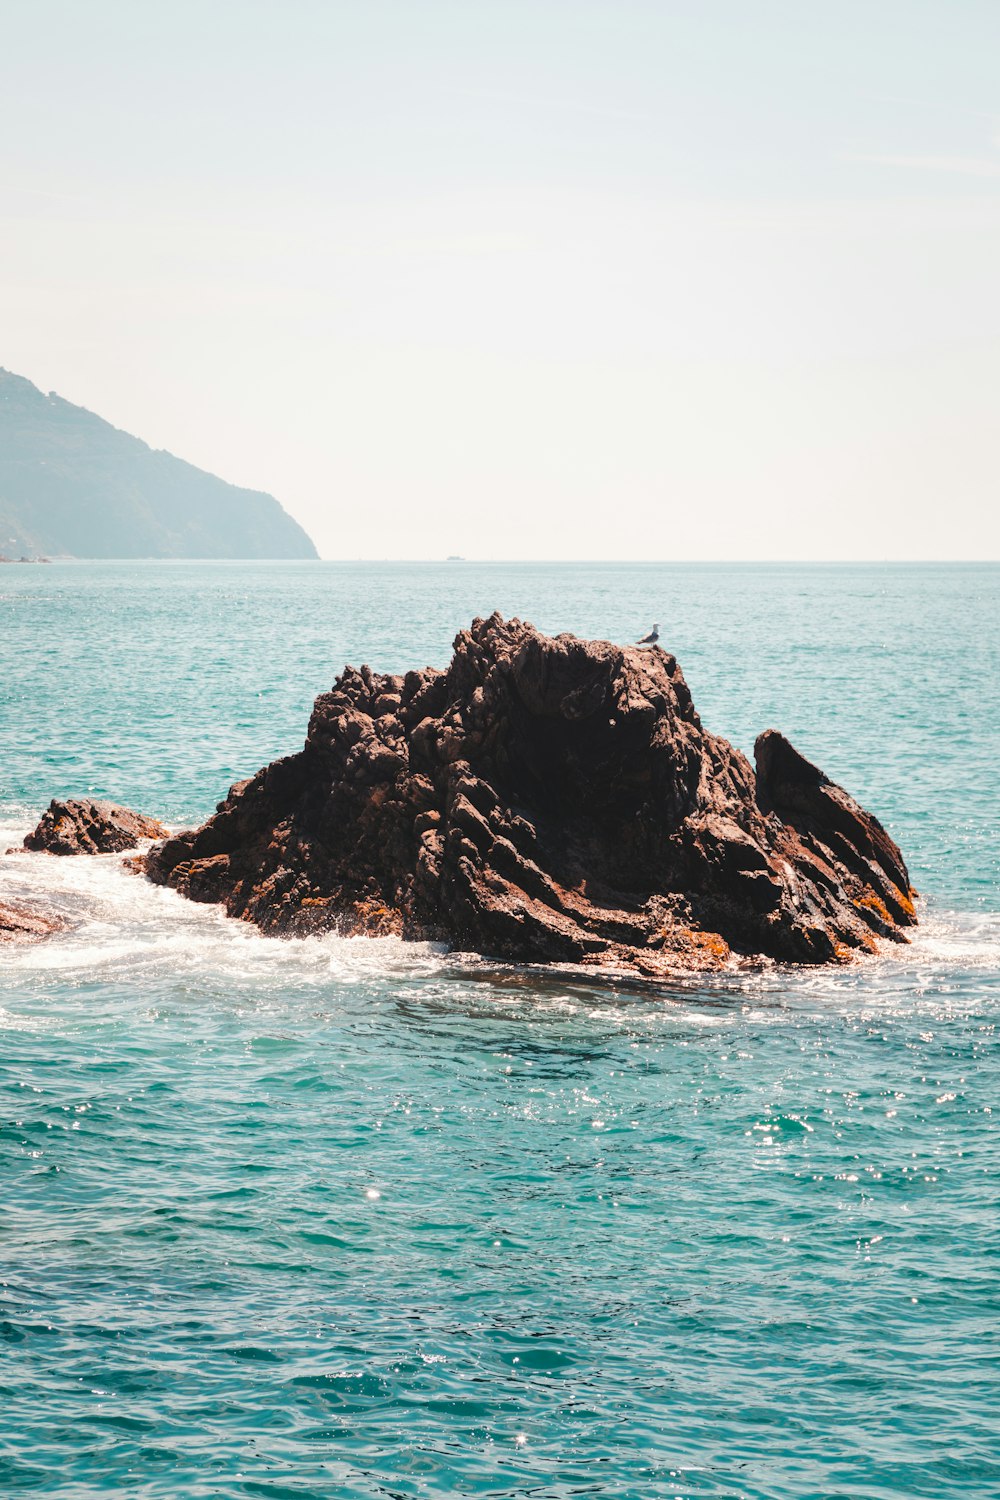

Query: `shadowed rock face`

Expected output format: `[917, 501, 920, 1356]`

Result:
[145, 614, 917, 975]
[23, 799, 168, 855]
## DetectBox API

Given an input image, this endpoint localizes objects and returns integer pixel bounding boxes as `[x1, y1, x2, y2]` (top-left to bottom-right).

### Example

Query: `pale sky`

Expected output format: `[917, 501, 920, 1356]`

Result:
[2, 0, 999, 559]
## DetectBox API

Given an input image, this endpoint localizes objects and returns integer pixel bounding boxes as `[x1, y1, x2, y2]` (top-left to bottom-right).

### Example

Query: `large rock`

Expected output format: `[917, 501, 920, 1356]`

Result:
[145, 615, 917, 975]
[0, 899, 65, 943]
[23, 799, 168, 855]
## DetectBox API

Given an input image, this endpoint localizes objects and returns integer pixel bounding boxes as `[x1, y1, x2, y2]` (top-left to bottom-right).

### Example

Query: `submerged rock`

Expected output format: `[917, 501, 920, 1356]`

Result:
[0, 898, 65, 943]
[23, 798, 168, 856]
[145, 614, 917, 975]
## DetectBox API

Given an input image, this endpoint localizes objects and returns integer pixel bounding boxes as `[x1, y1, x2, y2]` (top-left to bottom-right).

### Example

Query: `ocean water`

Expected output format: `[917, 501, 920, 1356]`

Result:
[1, 560, 998, 1500]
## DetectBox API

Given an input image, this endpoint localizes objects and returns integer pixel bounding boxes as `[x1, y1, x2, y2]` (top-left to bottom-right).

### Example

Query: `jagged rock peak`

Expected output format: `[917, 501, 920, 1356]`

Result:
[145, 613, 917, 977]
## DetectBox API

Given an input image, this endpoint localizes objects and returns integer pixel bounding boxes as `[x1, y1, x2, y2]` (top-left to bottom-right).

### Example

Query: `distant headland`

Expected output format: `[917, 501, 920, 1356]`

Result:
[0, 368, 317, 560]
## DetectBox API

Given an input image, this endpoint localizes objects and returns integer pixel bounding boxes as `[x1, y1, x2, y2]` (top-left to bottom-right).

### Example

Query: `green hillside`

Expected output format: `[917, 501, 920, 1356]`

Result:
[0, 370, 317, 559]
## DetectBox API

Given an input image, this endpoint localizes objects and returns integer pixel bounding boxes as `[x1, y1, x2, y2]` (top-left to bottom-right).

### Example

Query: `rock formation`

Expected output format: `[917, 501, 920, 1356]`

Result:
[23, 799, 168, 856]
[145, 614, 917, 975]
[0, 899, 65, 943]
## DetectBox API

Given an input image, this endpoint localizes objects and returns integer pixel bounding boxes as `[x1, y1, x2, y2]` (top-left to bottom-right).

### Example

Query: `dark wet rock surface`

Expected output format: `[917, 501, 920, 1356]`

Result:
[22, 799, 168, 856]
[145, 614, 917, 975]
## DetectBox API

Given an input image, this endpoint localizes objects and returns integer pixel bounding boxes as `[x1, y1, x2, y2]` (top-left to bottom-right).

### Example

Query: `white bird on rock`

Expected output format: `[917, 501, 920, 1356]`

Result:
[635, 623, 660, 647]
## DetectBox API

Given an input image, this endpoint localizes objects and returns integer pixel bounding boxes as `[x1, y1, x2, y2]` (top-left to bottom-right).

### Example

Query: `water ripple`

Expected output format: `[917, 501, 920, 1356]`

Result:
[2, 562, 999, 1497]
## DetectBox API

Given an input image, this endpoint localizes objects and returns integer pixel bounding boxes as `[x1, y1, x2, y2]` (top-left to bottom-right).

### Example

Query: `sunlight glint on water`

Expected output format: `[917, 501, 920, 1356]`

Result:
[1, 561, 998, 1498]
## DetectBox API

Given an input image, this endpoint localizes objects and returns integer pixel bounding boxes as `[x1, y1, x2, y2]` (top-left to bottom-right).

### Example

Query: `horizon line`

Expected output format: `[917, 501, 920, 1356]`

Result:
[32, 555, 1000, 566]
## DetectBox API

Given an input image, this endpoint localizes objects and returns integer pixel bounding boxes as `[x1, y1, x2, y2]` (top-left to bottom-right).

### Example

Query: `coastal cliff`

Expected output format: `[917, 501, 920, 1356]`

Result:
[145, 615, 916, 976]
[0, 368, 317, 559]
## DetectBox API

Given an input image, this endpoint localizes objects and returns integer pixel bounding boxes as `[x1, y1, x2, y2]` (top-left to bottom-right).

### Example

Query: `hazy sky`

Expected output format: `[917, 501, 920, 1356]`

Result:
[3, 0, 999, 558]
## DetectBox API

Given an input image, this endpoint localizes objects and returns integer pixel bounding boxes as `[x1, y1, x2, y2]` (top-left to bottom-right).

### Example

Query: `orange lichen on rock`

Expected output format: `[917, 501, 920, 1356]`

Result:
[684, 929, 732, 963]
[346, 901, 403, 937]
[857, 892, 894, 924]
[896, 887, 917, 921]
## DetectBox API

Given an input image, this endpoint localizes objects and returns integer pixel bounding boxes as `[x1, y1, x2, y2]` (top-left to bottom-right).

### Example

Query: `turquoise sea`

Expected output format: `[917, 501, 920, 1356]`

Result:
[1, 560, 998, 1499]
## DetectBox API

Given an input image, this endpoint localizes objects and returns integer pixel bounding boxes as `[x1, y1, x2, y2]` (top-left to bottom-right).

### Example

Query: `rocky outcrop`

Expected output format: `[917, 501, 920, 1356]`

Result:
[754, 729, 916, 931]
[145, 614, 917, 975]
[22, 799, 168, 855]
[0, 899, 65, 943]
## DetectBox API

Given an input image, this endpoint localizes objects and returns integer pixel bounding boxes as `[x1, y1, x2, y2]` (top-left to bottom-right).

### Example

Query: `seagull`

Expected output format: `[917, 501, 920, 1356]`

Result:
[636, 623, 660, 647]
